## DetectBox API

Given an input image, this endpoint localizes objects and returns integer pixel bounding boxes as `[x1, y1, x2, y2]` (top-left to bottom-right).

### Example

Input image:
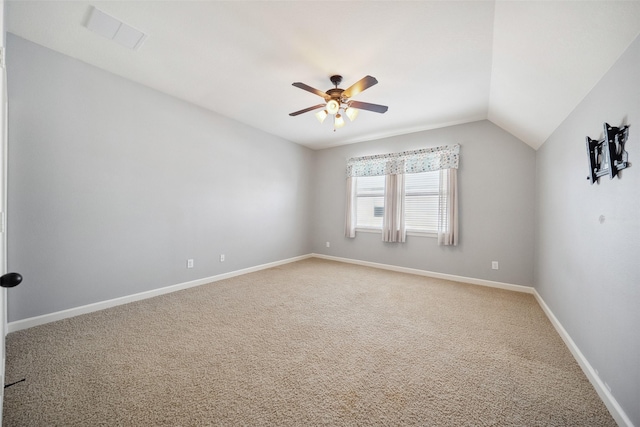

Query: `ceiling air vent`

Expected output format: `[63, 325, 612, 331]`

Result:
[85, 6, 147, 51]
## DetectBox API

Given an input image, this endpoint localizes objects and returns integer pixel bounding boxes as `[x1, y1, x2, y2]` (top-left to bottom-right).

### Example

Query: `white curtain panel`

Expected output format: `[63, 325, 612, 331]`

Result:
[437, 168, 458, 246]
[382, 173, 406, 243]
[344, 176, 357, 238]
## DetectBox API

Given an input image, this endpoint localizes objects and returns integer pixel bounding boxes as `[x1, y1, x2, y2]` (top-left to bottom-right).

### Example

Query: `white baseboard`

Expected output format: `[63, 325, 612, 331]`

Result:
[7, 253, 531, 334]
[7, 254, 312, 333]
[532, 290, 632, 427]
[311, 253, 534, 294]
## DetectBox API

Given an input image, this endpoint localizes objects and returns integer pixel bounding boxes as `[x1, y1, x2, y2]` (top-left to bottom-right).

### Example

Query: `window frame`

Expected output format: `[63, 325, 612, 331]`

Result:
[354, 175, 385, 231]
[403, 170, 440, 235]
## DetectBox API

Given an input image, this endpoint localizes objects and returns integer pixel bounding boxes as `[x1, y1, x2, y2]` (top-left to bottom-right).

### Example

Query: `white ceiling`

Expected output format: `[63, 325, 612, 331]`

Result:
[6, 1, 640, 150]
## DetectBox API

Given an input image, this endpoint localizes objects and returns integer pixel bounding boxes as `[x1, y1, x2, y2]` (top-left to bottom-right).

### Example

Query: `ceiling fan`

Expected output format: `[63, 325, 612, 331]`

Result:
[289, 75, 388, 130]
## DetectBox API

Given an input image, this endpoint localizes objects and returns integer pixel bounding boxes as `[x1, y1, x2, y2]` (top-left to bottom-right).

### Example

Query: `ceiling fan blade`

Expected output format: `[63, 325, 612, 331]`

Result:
[289, 104, 326, 116]
[342, 76, 378, 99]
[349, 100, 388, 114]
[292, 82, 330, 100]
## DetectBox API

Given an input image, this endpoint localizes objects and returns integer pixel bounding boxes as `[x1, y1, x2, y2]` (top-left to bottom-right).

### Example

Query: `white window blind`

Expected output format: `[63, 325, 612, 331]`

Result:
[355, 175, 385, 229]
[354, 172, 440, 233]
[404, 171, 440, 233]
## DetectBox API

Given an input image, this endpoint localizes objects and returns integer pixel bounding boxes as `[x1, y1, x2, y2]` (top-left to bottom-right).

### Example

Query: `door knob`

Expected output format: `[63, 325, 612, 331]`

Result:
[0, 272, 23, 288]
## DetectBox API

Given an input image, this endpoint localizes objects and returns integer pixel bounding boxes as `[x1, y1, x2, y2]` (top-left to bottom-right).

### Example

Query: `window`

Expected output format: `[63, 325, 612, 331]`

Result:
[404, 171, 440, 233]
[354, 171, 440, 234]
[355, 175, 385, 229]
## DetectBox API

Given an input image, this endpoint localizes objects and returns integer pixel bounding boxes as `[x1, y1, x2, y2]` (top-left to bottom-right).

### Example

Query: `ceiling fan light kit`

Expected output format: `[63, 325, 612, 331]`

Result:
[345, 106, 359, 122]
[315, 109, 328, 124]
[290, 74, 388, 131]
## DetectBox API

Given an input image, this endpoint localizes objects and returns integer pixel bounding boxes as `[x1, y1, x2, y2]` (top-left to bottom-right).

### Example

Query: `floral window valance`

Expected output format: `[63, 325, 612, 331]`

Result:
[346, 144, 460, 177]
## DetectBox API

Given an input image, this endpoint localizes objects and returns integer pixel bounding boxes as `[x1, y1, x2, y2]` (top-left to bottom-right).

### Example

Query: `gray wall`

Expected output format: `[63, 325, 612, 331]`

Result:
[535, 34, 640, 425]
[311, 121, 536, 286]
[6, 34, 314, 322]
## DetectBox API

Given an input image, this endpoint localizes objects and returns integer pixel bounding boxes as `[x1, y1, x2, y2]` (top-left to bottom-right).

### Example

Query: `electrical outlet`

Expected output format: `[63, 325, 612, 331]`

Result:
[491, 261, 499, 270]
[326, 241, 330, 248]
[220, 254, 225, 262]
[187, 259, 194, 268]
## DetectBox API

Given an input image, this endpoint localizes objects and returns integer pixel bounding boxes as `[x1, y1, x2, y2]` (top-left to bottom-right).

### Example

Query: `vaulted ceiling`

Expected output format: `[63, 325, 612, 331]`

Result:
[6, 1, 640, 150]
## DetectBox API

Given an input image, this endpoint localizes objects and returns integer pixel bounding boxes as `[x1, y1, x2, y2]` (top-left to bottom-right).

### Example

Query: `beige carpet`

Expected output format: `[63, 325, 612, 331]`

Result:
[3, 258, 614, 426]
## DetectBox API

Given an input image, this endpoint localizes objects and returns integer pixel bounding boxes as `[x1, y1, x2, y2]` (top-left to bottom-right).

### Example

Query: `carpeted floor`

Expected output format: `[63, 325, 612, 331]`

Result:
[3, 258, 615, 426]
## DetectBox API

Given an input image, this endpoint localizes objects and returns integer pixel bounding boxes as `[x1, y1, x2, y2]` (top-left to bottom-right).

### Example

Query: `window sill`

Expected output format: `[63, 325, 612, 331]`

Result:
[407, 231, 437, 238]
[355, 228, 381, 234]
[355, 228, 437, 238]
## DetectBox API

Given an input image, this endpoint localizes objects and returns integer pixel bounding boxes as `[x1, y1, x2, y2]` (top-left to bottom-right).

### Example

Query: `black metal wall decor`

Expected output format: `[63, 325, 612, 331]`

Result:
[586, 122, 630, 184]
